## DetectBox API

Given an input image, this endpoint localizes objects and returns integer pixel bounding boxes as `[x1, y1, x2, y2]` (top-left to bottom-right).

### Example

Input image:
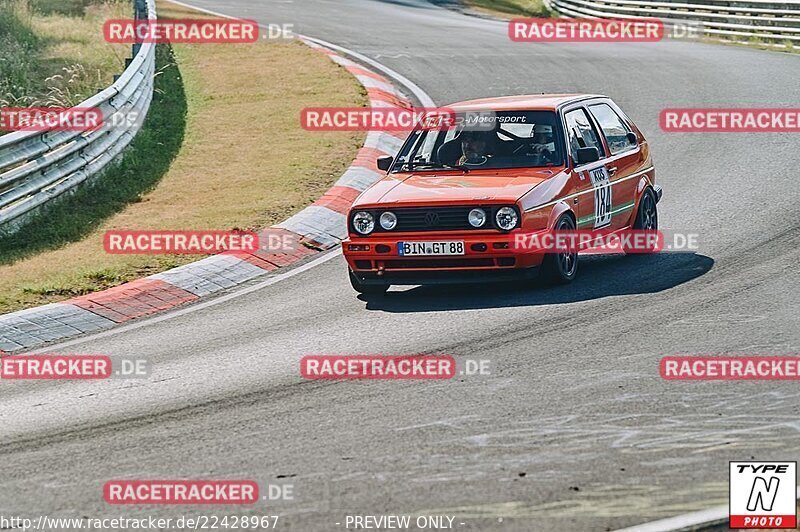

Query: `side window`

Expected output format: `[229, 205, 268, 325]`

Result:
[589, 103, 635, 155]
[564, 108, 604, 164]
[417, 130, 440, 161]
[394, 130, 422, 168]
[402, 130, 438, 166]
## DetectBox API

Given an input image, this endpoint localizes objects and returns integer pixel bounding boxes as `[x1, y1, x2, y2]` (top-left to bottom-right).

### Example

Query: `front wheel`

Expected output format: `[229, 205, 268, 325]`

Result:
[626, 187, 659, 255]
[633, 187, 658, 230]
[348, 269, 389, 295]
[540, 214, 578, 285]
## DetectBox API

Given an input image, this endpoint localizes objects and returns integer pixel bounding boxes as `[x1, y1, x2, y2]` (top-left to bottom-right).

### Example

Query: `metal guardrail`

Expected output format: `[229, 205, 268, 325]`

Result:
[545, 0, 800, 46]
[0, 0, 157, 235]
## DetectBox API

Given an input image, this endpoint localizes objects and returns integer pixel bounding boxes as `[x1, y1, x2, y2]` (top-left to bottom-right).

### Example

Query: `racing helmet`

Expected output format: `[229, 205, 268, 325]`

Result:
[533, 123, 555, 153]
[533, 123, 554, 142]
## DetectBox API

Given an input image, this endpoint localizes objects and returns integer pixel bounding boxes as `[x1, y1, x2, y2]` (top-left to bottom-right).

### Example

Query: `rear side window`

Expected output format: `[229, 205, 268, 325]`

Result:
[564, 108, 604, 164]
[589, 103, 636, 155]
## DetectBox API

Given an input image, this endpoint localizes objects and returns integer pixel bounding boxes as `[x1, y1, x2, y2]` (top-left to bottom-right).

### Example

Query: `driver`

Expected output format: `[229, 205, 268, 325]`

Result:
[457, 129, 495, 166]
[530, 124, 555, 156]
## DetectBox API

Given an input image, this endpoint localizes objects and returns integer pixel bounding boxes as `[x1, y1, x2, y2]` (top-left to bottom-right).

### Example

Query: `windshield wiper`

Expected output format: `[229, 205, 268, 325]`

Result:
[408, 161, 470, 173]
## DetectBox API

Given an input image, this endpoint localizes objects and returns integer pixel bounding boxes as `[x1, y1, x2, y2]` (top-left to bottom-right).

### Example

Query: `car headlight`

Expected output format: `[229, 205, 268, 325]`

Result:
[352, 211, 375, 235]
[495, 207, 519, 231]
[379, 211, 397, 230]
[468, 208, 486, 228]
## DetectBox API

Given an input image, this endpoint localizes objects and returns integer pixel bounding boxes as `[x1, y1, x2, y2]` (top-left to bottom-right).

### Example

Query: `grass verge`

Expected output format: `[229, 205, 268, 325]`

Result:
[464, 0, 554, 18]
[0, 0, 366, 313]
[0, 42, 188, 267]
[0, 0, 129, 108]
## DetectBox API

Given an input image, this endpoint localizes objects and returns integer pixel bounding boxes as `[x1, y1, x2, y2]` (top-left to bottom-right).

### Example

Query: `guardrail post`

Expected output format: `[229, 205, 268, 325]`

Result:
[133, 0, 147, 57]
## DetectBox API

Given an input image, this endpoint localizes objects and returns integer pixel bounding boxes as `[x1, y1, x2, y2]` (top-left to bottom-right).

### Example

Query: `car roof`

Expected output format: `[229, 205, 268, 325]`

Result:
[446, 93, 607, 112]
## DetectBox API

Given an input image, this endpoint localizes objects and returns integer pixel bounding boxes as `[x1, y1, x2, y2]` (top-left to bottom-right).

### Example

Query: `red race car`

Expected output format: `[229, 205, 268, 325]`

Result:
[343, 94, 661, 295]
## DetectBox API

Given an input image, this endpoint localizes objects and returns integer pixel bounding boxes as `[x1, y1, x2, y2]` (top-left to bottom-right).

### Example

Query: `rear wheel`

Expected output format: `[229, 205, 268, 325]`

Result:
[348, 269, 389, 295]
[540, 213, 578, 285]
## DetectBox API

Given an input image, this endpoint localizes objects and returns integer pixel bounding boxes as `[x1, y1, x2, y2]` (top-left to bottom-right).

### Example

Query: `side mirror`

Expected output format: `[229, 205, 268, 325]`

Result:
[575, 146, 600, 165]
[626, 132, 638, 145]
[377, 156, 393, 171]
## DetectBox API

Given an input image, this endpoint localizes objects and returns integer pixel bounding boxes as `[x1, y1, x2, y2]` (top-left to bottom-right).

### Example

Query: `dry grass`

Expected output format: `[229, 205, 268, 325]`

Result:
[464, 0, 554, 18]
[32, 2, 130, 105]
[0, 0, 366, 313]
[0, 0, 130, 107]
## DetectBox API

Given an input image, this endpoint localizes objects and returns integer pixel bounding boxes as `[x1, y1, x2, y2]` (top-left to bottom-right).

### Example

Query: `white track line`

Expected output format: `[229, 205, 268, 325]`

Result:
[614, 486, 800, 532]
[613, 507, 728, 532]
[163, 0, 436, 107]
[298, 34, 436, 108]
[30, 249, 343, 354]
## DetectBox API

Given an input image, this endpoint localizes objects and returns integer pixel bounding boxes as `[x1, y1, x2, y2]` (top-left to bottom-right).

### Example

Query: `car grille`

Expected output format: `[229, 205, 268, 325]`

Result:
[386, 207, 474, 232]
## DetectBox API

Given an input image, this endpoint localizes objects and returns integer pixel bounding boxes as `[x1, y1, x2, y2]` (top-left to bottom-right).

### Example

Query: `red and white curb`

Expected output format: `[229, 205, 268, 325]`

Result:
[0, 39, 413, 354]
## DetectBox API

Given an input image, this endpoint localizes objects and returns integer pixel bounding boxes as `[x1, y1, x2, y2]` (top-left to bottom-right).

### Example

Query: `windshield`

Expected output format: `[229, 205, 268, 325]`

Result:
[393, 110, 564, 172]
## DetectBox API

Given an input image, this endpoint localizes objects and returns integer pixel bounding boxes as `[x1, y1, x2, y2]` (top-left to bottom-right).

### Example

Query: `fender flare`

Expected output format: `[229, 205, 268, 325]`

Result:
[547, 201, 575, 229]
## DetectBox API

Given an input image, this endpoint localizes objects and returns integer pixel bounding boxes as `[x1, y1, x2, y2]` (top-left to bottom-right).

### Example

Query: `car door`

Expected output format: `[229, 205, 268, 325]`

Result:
[586, 101, 641, 230]
[562, 106, 613, 231]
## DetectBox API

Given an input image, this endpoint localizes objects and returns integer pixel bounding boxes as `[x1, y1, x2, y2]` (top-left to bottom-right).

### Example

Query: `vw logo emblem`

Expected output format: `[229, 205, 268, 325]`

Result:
[424, 212, 439, 227]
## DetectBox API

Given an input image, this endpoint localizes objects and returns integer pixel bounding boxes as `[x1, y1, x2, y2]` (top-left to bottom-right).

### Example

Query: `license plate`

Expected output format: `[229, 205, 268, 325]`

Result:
[398, 241, 465, 256]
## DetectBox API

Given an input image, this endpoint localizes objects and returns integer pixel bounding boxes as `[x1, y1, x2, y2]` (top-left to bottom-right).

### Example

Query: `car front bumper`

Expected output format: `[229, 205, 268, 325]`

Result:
[350, 266, 541, 286]
[343, 231, 545, 286]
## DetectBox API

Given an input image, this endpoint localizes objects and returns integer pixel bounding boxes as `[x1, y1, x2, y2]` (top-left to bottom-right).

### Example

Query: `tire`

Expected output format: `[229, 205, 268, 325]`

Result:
[540, 213, 578, 285]
[348, 269, 389, 295]
[627, 187, 659, 255]
[633, 187, 658, 230]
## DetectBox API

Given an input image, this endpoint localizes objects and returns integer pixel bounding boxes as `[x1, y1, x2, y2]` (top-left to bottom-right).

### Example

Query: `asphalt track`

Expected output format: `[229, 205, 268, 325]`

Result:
[2, 1, 800, 530]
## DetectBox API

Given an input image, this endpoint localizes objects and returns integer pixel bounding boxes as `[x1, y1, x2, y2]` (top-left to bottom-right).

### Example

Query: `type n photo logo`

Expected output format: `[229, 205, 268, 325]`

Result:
[730, 461, 797, 529]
